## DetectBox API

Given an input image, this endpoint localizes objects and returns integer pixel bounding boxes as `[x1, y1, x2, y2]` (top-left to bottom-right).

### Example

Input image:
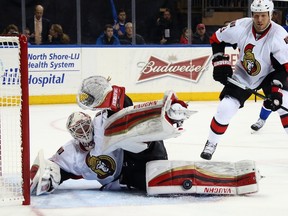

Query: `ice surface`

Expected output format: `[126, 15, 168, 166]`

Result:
[0, 101, 287, 216]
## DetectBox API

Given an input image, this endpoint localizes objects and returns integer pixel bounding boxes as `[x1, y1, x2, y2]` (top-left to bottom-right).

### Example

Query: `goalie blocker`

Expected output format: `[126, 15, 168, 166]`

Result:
[146, 160, 261, 195]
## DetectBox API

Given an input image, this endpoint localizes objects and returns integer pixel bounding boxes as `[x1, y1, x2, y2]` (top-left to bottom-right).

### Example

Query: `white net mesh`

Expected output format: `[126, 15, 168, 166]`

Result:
[0, 36, 24, 205]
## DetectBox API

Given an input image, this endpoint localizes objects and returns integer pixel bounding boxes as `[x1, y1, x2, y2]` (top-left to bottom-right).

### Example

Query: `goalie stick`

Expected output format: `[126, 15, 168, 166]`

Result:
[227, 77, 288, 112]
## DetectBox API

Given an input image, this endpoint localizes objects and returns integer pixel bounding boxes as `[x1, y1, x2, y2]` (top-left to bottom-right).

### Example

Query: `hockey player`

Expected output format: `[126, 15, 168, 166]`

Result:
[30, 76, 193, 195]
[200, 0, 288, 160]
[250, 9, 288, 133]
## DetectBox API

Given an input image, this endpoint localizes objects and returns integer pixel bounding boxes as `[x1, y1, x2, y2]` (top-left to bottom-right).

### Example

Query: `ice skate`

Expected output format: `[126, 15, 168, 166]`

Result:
[200, 141, 217, 160]
[251, 118, 265, 132]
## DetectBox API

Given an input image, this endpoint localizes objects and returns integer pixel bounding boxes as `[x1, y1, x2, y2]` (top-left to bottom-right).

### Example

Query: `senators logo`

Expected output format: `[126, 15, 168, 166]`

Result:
[137, 55, 210, 83]
[86, 154, 116, 179]
[242, 43, 261, 76]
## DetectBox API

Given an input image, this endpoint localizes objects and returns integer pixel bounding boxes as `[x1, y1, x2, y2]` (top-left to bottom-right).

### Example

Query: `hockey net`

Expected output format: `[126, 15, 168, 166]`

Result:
[0, 35, 30, 205]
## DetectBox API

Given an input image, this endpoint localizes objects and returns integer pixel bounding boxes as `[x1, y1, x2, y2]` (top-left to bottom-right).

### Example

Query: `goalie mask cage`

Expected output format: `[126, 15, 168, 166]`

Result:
[0, 35, 30, 205]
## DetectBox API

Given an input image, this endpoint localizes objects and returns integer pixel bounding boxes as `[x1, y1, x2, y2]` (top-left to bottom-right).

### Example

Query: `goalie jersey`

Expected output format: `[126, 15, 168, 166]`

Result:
[50, 110, 124, 186]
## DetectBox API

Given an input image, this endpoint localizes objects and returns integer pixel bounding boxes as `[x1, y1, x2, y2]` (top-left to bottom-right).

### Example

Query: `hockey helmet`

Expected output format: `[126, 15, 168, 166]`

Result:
[250, 0, 274, 17]
[66, 111, 94, 149]
[77, 76, 113, 111]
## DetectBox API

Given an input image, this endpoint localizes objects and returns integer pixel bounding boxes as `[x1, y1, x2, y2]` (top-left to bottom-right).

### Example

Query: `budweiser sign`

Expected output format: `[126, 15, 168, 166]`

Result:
[137, 55, 210, 83]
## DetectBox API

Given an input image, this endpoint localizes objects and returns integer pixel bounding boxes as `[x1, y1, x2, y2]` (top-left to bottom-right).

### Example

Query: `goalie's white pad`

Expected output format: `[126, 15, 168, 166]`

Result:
[102, 90, 196, 153]
[146, 160, 261, 195]
[30, 150, 61, 196]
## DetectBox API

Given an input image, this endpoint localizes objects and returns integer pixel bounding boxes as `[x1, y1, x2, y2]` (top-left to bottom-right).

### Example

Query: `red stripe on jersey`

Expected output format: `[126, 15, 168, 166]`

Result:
[105, 107, 162, 136]
[284, 63, 288, 73]
[280, 114, 288, 128]
[209, 33, 220, 45]
[210, 117, 228, 135]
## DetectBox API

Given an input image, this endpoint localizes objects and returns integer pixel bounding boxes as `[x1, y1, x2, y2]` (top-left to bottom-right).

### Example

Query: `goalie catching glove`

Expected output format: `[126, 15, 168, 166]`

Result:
[212, 53, 233, 85]
[77, 76, 125, 112]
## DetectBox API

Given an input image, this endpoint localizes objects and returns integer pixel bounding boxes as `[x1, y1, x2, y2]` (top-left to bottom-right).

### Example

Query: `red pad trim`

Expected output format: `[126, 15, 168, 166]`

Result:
[210, 117, 228, 135]
[105, 107, 162, 136]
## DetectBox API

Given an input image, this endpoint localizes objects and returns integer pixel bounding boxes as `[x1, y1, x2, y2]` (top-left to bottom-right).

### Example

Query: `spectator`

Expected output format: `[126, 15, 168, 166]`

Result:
[23, 27, 31, 44]
[272, 9, 281, 24]
[192, 23, 210, 44]
[119, 22, 145, 45]
[26, 4, 51, 45]
[113, 9, 127, 37]
[2, 24, 19, 35]
[179, 27, 192, 44]
[47, 24, 70, 44]
[155, 8, 180, 44]
[96, 24, 120, 45]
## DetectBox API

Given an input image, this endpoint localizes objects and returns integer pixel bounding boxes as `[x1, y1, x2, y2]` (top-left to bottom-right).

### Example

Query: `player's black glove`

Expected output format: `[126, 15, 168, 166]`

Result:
[212, 54, 233, 85]
[266, 81, 283, 111]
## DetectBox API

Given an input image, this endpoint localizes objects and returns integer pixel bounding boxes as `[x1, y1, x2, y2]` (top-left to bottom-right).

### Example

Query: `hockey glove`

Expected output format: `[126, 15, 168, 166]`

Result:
[212, 54, 233, 85]
[266, 82, 283, 111]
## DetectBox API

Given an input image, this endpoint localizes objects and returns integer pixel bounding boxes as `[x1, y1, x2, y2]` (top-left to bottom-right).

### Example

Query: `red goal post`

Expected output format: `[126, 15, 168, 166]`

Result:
[0, 35, 30, 205]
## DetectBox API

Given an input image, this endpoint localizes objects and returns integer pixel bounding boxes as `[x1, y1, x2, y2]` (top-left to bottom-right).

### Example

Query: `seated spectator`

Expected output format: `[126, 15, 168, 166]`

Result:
[155, 8, 180, 44]
[113, 9, 128, 37]
[96, 24, 120, 45]
[119, 22, 145, 45]
[47, 24, 70, 44]
[192, 23, 210, 44]
[2, 24, 19, 35]
[179, 27, 192, 44]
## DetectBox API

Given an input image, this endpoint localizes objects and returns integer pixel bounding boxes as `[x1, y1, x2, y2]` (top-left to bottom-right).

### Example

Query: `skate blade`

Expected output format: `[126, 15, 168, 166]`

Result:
[250, 129, 259, 134]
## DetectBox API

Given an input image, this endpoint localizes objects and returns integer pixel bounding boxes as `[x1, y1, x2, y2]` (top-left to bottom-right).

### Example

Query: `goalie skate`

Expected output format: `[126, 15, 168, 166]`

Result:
[146, 160, 261, 196]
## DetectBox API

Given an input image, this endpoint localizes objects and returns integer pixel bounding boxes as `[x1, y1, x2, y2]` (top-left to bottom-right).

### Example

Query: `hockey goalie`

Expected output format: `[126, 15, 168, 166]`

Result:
[30, 75, 261, 196]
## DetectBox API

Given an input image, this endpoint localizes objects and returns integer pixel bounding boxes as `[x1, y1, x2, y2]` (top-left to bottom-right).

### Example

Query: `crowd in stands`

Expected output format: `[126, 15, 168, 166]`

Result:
[2, 4, 288, 46]
[1, 4, 70, 45]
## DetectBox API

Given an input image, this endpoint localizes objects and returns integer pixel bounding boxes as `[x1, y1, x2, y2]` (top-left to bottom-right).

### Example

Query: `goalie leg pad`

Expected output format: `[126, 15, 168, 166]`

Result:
[30, 150, 61, 196]
[146, 160, 260, 195]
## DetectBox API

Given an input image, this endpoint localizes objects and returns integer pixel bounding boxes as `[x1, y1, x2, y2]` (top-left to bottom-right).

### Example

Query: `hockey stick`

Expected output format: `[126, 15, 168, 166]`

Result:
[227, 77, 288, 112]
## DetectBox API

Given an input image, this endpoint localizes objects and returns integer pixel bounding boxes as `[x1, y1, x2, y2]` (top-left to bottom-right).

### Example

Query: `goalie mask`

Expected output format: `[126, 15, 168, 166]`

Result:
[66, 112, 95, 150]
[77, 75, 125, 112]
